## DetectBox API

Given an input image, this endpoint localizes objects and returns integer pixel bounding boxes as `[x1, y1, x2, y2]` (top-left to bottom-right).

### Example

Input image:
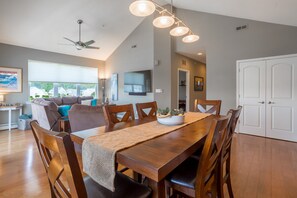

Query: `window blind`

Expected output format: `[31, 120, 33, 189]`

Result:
[28, 60, 98, 83]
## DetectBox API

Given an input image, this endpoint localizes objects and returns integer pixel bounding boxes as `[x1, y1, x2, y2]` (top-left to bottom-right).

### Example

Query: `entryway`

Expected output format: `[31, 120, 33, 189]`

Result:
[177, 69, 190, 111]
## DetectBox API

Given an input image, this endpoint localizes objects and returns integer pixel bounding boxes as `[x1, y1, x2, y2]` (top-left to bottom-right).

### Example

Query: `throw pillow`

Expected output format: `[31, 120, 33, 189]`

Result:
[58, 105, 71, 117]
[91, 99, 97, 106]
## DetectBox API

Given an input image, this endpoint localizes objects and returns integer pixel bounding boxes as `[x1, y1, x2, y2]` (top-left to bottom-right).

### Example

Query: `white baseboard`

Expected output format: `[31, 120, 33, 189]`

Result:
[0, 123, 18, 131]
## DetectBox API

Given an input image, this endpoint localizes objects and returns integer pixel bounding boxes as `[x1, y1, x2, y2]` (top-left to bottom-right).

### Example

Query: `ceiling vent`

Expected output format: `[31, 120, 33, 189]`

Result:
[236, 24, 248, 31]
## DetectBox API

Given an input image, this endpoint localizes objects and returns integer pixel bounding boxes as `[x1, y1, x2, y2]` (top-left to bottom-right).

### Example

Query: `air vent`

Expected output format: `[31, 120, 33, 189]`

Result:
[236, 24, 248, 31]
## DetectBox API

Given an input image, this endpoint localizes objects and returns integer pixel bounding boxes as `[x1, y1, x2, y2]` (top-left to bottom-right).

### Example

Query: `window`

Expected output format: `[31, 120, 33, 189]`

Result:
[28, 60, 99, 100]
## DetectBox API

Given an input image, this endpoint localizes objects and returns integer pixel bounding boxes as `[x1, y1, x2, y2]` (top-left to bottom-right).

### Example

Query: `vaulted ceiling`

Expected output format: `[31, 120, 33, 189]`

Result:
[0, 0, 295, 61]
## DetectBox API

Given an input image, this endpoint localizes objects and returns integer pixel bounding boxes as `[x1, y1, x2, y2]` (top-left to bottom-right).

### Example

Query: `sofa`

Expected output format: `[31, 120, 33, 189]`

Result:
[44, 96, 94, 106]
[31, 96, 95, 132]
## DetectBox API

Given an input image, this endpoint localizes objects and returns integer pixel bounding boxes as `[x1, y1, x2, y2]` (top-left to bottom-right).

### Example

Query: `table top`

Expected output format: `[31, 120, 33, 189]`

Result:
[70, 114, 216, 182]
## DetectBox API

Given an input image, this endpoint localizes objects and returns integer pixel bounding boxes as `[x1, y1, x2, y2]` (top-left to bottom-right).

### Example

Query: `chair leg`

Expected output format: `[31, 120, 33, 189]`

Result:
[225, 151, 234, 198]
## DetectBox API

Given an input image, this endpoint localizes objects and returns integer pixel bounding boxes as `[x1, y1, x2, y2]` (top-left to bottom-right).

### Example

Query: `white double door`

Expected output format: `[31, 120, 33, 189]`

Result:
[238, 56, 297, 142]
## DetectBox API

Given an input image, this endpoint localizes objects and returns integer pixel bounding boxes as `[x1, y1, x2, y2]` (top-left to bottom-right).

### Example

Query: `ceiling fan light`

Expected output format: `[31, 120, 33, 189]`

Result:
[153, 15, 175, 28]
[129, 0, 156, 17]
[182, 34, 200, 43]
[170, 25, 189, 37]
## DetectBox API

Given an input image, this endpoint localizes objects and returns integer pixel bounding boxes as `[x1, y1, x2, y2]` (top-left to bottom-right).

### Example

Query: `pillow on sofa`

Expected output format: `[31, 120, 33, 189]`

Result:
[58, 105, 71, 117]
[91, 99, 97, 106]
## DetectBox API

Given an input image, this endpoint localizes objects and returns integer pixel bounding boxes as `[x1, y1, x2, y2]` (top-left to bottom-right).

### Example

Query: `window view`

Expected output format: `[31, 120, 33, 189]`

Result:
[28, 60, 99, 100]
[29, 82, 97, 100]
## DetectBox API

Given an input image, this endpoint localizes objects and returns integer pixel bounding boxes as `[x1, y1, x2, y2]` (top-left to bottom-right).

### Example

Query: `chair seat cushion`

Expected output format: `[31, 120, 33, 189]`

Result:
[84, 172, 151, 198]
[166, 157, 199, 189]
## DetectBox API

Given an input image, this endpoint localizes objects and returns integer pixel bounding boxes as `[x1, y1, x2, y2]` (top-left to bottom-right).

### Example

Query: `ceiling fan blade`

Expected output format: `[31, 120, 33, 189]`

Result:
[85, 46, 100, 50]
[63, 37, 77, 44]
[84, 40, 95, 46]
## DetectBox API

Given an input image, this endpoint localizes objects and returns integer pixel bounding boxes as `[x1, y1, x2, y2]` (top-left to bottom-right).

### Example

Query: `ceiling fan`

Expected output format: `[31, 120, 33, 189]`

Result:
[63, 19, 100, 50]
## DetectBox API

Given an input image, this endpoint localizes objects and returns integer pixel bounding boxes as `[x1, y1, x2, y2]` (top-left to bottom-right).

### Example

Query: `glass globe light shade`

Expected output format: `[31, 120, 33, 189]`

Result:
[129, 0, 156, 17]
[170, 25, 189, 36]
[182, 34, 200, 43]
[153, 15, 175, 28]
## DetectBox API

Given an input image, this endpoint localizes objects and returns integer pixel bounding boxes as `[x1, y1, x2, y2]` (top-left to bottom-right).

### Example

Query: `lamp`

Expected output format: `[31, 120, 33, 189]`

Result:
[0, 95, 4, 105]
[170, 22, 189, 36]
[129, 0, 199, 42]
[100, 78, 106, 104]
[129, 0, 156, 17]
[153, 12, 175, 28]
[182, 32, 200, 43]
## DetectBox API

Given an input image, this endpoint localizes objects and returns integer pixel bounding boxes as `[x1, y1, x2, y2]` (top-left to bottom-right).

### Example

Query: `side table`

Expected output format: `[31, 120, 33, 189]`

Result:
[0, 106, 23, 131]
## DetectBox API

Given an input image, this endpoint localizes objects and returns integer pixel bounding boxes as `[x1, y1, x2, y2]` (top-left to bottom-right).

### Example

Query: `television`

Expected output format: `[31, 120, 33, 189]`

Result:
[124, 70, 152, 94]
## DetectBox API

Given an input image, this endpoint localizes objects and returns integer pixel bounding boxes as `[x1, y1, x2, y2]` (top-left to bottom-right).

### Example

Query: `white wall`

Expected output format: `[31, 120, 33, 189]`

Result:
[105, 17, 154, 106]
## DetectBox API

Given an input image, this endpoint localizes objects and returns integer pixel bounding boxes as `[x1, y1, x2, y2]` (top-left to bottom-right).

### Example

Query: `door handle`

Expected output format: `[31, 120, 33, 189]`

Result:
[268, 101, 275, 104]
[258, 101, 265, 104]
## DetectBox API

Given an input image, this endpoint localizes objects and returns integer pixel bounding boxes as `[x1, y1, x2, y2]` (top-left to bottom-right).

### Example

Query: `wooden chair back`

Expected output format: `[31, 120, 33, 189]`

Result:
[136, 101, 158, 120]
[225, 106, 242, 154]
[103, 104, 135, 126]
[194, 99, 222, 115]
[30, 120, 87, 198]
[195, 113, 231, 198]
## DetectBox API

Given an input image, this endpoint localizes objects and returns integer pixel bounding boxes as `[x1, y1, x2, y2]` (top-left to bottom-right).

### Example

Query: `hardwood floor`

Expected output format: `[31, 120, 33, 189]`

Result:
[0, 129, 297, 198]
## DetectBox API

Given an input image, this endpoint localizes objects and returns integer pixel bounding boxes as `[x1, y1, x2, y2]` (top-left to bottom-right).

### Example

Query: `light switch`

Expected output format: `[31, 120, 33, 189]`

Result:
[155, 89, 163, 93]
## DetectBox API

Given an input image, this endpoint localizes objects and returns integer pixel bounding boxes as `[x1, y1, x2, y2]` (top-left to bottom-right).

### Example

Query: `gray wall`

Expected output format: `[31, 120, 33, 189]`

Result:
[172, 53, 206, 111]
[174, 8, 297, 113]
[0, 43, 104, 125]
[105, 17, 154, 107]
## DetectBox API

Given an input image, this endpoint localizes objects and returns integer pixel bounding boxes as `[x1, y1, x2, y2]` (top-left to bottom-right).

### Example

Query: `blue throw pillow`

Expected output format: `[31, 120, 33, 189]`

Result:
[91, 99, 97, 106]
[58, 105, 71, 117]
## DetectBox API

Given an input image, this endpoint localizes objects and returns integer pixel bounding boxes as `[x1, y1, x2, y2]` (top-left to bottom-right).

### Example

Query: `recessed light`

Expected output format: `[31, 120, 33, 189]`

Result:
[197, 52, 203, 56]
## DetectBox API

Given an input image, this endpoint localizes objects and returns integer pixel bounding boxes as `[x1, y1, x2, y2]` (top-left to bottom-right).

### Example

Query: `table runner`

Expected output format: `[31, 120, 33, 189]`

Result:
[82, 112, 211, 191]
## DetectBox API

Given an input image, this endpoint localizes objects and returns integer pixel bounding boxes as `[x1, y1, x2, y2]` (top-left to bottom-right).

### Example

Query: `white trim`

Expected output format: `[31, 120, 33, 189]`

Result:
[236, 53, 297, 64]
[0, 123, 18, 131]
[177, 68, 190, 112]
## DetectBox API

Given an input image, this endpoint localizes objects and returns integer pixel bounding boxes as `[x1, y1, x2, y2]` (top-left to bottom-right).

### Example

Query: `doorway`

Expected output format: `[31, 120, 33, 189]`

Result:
[177, 69, 190, 112]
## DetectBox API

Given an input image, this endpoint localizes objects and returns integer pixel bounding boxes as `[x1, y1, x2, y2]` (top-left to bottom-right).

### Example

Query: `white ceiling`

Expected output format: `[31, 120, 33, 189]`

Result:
[0, 0, 295, 61]
[165, 0, 297, 27]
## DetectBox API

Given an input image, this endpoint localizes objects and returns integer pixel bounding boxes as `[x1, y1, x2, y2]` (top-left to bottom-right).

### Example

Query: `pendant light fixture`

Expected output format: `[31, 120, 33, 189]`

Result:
[182, 32, 200, 43]
[129, 0, 199, 43]
[129, 0, 156, 17]
[170, 21, 189, 36]
[153, 11, 175, 28]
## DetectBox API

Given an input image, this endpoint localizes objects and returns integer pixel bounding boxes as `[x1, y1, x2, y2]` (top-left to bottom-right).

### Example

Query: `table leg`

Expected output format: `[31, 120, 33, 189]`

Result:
[148, 179, 165, 198]
[8, 109, 11, 131]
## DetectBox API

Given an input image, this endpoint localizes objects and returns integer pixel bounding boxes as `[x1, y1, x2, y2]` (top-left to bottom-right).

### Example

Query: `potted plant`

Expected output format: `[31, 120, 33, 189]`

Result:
[157, 108, 185, 125]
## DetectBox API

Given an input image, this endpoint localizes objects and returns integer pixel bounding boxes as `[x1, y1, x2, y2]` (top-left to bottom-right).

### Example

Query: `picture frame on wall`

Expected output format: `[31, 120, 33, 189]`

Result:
[0, 66, 22, 93]
[111, 73, 118, 101]
[194, 76, 204, 91]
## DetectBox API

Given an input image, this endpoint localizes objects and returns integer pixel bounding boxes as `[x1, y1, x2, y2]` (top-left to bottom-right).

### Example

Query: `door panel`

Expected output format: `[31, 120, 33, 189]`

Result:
[239, 61, 266, 137]
[266, 57, 297, 142]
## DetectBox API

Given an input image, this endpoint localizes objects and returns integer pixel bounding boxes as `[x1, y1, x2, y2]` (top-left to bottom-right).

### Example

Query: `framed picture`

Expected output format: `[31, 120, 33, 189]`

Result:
[0, 67, 22, 93]
[194, 76, 204, 91]
[111, 73, 118, 101]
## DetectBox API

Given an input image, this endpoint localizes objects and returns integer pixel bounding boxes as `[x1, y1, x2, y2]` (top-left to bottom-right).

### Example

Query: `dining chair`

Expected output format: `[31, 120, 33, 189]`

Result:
[194, 99, 222, 115]
[30, 120, 152, 198]
[136, 101, 158, 120]
[165, 113, 231, 198]
[218, 106, 242, 198]
[68, 104, 106, 132]
[103, 104, 135, 126]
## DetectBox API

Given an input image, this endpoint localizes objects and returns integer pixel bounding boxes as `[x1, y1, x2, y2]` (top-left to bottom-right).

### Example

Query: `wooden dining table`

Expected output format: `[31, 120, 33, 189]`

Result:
[70, 114, 217, 198]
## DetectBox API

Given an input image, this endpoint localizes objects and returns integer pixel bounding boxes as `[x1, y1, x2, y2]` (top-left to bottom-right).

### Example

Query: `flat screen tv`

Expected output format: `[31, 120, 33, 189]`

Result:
[124, 70, 152, 94]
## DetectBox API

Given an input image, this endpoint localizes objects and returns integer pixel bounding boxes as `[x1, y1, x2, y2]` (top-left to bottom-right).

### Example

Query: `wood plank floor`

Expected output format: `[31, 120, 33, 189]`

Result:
[0, 129, 297, 198]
